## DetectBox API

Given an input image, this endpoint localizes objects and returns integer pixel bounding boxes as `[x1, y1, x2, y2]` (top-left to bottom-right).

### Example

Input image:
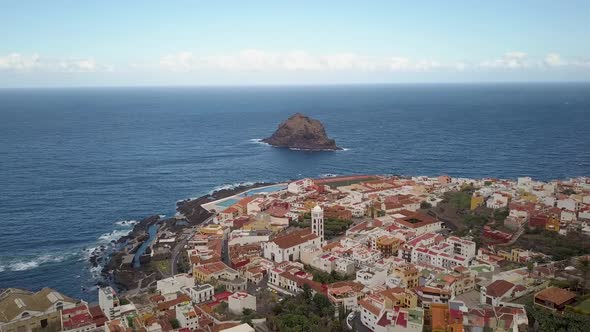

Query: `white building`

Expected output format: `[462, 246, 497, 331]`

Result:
[186, 284, 214, 304]
[355, 267, 387, 288]
[311, 205, 325, 243]
[228, 292, 256, 315]
[486, 193, 510, 209]
[228, 230, 270, 246]
[557, 198, 579, 212]
[246, 197, 266, 215]
[263, 228, 321, 263]
[480, 280, 516, 306]
[445, 236, 476, 261]
[157, 274, 194, 300]
[98, 287, 120, 320]
[287, 178, 313, 194]
[175, 302, 199, 330]
[220, 323, 255, 332]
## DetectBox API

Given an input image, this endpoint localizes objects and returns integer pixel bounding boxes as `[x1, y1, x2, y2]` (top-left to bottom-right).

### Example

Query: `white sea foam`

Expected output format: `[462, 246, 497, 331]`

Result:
[1, 254, 68, 272]
[248, 138, 270, 146]
[319, 173, 340, 178]
[98, 229, 130, 242]
[210, 182, 255, 194]
[114, 219, 138, 227]
[288, 147, 348, 152]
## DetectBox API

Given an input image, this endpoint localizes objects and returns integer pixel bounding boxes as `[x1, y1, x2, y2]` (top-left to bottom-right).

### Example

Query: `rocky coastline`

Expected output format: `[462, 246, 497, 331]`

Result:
[95, 182, 274, 292]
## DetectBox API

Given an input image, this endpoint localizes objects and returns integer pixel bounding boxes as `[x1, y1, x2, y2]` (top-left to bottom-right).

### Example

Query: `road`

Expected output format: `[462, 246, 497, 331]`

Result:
[170, 215, 214, 275]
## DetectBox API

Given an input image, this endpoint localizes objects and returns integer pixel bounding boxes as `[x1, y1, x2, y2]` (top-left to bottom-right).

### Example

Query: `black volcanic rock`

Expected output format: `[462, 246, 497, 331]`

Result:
[262, 113, 341, 150]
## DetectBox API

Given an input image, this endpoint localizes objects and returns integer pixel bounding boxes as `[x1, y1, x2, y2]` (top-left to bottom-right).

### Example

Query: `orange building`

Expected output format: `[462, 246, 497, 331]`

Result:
[430, 303, 463, 332]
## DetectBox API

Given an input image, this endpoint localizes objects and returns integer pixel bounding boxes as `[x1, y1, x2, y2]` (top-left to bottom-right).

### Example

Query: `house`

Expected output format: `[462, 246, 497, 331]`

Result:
[374, 307, 424, 332]
[480, 280, 515, 306]
[486, 193, 510, 209]
[430, 303, 463, 332]
[390, 264, 419, 289]
[60, 304, 97, 332]
[186, 284, 214, 304]
[175, 302, 200, 330]
[534, 287, 576, 311]
[390, 210, 442, 235]
[262, 228, 321, 263]
[193, 261, 239, 283]
[415, 287, 451, 308]
[228, 292, 256, 315]
[0, 288, 77, 332]
[464, 304, 528, 332]
[326, 281, 365, 311]
[98, 287, 121, 320]
[219, 323, 255, 332]
[288, 178, 313, 194]
[471, 193, 485, 210]
[356, 267, 387, 288]
[157, 274, 195, 300]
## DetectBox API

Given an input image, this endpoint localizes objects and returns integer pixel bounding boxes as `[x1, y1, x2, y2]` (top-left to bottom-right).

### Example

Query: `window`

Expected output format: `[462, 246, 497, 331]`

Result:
[40, 319, 48, 328]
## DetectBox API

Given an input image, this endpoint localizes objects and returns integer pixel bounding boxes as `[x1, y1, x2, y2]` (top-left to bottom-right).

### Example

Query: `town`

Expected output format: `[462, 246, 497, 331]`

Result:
[2, 174, 590, 332]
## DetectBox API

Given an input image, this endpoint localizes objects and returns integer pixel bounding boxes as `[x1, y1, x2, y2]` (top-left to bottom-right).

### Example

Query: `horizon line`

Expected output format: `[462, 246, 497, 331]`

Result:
[2, 80, 590, 90]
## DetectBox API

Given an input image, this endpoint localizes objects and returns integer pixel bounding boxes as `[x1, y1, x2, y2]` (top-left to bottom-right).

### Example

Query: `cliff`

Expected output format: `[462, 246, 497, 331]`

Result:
[262, 113, 341, 151]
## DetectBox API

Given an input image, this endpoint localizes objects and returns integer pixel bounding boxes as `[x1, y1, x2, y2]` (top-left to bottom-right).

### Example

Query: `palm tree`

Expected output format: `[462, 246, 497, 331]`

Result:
[577, 257, 590, 294]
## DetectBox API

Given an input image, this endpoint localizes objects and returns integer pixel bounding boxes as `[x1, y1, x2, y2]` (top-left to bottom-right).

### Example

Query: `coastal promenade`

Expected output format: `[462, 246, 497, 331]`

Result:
[201, 183, 288, 212]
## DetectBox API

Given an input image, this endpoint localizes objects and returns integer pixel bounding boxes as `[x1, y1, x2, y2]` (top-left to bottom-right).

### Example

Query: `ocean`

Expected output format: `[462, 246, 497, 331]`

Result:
[0, 83, 589, 301]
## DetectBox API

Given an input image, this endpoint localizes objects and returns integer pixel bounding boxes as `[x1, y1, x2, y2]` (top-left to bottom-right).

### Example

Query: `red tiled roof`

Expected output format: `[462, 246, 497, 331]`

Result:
[535, 287, 576, 306]
[485, 280, 515, 297]
[359, 299, 381, 316]
[271, 228, 317, 249]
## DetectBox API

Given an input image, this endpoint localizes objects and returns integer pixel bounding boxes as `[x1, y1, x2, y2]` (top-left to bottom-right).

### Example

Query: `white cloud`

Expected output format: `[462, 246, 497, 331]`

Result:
[544, 53, 565, 67]
[0, 53, 106, 72]
[0, 53, 41, 71]
[480, 51, 532, 69]
[159, 49, 448, 72]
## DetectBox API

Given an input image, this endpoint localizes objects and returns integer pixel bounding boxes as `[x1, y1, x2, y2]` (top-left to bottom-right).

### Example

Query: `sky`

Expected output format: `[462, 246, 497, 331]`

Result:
[1, 0, 589, 87]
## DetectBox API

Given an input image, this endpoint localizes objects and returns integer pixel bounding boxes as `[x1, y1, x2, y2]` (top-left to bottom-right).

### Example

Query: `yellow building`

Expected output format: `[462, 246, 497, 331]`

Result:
[391, 264, 420, 289]
[520, 192, 538, 203]
[470, 194, 484, 210]
[376, 236, 402, 257]
[199, 224, 225, 236]
[545, 214, 560, 232]
[381, 288, 418, 309]
[511, 248, 528, 263]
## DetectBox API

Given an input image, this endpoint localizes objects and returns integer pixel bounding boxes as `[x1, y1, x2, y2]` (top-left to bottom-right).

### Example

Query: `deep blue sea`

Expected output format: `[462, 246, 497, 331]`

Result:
[1, 83, 589, 301]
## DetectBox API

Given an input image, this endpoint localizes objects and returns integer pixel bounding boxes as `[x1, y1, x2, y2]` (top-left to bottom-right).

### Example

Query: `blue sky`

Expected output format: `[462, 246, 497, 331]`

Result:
[1, 0, 589, 87]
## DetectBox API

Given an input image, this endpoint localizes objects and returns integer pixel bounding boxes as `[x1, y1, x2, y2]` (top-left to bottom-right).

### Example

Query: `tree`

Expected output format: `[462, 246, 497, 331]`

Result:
[526, 261, 535, 277]
[577, 257, 590, 294]
[420, 201, 432, 209]
[169, 318, 180, 329]
[214, 302, 228, 314]
[241, 308, 255, 325]
[302, 284, 312, 304]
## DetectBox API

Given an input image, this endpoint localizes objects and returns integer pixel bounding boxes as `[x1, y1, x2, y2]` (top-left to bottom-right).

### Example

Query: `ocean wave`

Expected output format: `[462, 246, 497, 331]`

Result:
[288, 147, 348, 152]
[98, 229, 130, 243]
[0, 254, 69, 272]
[114, 219, 138, 227]
[248, 138, 270, 146]
[210, 182, 255, 194]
